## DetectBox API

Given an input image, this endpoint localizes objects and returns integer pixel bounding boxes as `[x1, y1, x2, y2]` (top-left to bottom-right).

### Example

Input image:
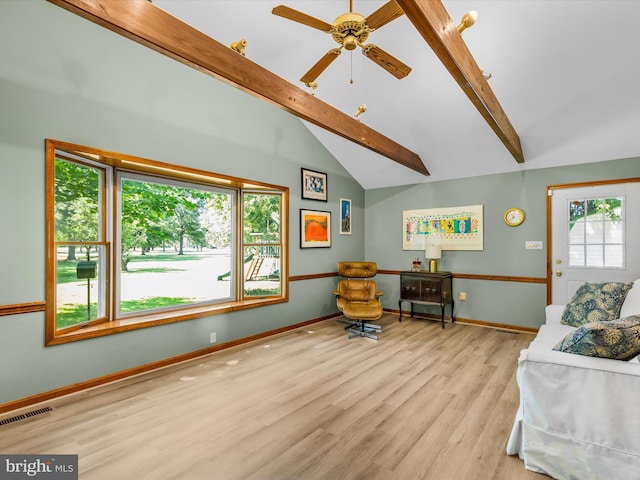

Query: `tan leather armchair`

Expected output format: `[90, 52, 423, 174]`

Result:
[333, 261, 384, 340]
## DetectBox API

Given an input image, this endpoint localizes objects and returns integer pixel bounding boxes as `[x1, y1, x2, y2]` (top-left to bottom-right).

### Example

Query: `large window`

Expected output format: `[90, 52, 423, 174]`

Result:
[46, 139, 288, 344]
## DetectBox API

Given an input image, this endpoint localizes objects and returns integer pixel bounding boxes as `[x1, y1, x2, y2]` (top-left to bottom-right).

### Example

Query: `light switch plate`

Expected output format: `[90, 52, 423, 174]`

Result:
[525, 241, 543, 250]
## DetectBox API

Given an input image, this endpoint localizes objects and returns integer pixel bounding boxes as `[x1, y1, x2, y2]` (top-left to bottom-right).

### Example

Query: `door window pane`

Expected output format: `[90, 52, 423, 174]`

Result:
[568, 197, 624, 268]
[605, 245, 624, 268]
[569, 245, 585, 265]
[586, 245, 604, 267]
[568, 222, 585, 243]
[604, 221, 623, 243]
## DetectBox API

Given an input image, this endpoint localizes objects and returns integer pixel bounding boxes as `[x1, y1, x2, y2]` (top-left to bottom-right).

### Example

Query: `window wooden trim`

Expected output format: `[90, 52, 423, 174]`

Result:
[46, 297, 288, 345]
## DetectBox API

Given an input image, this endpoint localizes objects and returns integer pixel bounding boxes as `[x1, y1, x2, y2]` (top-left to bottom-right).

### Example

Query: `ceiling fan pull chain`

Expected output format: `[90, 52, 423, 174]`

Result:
[350, 51, 354, 84]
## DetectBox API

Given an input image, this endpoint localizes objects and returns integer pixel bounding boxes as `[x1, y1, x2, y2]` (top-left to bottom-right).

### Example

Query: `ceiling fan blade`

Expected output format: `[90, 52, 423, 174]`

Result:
[272, 5, 332, 32]
[362, 44, 411, 79]
[365, 0, 404, 30]
[300, 48, 342, 84]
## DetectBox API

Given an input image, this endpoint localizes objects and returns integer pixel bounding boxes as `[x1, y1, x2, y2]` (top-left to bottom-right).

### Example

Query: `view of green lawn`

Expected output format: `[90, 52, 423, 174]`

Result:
[56, 249, 279, 328]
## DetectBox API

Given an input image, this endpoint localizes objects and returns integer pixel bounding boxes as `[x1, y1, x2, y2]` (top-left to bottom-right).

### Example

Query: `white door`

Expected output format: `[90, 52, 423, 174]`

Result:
[550, 181, 640, 304]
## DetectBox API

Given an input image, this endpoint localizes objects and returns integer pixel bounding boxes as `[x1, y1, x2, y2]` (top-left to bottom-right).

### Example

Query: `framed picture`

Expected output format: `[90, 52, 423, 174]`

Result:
[301, 168, 327, 201]
[300, 209, 331, 248]
[340, 198, 352, 235]
[402, 204, 484, 251]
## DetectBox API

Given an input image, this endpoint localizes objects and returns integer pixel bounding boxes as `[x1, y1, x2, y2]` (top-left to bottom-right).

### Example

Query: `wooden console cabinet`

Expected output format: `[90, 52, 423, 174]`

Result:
[399, 271, 454, 328]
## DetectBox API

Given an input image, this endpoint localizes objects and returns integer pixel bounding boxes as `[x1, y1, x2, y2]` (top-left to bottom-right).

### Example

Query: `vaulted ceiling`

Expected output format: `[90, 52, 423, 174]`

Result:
[70, 1, 640, 189]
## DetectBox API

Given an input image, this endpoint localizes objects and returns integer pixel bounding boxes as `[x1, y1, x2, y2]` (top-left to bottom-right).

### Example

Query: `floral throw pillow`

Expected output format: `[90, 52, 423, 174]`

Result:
[561, 282, 634, 327]
[553, 315, 640, 361]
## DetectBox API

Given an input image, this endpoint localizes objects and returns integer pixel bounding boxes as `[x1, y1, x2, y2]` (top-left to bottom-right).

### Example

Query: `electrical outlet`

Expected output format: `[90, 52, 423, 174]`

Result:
[459, 292, 467, 301]
[210, 332, 217, 344]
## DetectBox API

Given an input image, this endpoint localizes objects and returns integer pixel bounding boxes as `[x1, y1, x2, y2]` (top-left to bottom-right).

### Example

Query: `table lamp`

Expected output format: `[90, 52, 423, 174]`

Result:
[425, 245, 442, 273]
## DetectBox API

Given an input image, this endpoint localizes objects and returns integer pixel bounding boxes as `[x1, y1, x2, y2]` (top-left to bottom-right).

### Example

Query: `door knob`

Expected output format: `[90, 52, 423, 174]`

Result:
[556, 270, 563, 277]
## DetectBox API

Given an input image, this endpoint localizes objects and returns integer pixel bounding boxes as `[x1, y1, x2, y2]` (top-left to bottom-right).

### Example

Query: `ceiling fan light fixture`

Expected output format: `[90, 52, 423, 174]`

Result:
[229, 38, 247, 56]
[344, 35, 358, 50]
[456, 10, 478, 34]
[305, 82, 318, 95]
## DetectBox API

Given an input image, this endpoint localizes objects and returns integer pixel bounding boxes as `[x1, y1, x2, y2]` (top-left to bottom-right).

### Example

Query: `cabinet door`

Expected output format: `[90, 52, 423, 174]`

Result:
[401, 276, 421, 300]
[421, 278, 441, 303]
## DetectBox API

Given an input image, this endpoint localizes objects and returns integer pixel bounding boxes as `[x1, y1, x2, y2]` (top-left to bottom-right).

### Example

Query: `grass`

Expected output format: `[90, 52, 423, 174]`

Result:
[57, 255, 195, 284]
[57, 302, 98, 327]
[126, 266, 185, 274]
[120, 296, 193, 312]
[57, 261, 87, 285]
[244, 288, 280, 296]
[128, 253, 206, 262]
[57, 296, 193, 328]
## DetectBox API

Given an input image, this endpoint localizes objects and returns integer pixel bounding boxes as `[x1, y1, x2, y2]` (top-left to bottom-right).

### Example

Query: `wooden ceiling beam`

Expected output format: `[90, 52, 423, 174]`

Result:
[47, 0, 428, 176]
[396, 0, 524, 163]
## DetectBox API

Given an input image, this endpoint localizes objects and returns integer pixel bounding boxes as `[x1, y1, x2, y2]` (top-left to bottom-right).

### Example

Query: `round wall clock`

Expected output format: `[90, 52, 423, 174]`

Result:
[504, 207, 525, 227]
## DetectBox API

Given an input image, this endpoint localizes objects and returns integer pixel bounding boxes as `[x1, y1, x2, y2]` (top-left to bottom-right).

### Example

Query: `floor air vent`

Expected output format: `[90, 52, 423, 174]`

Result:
[0, 406, 54, 426]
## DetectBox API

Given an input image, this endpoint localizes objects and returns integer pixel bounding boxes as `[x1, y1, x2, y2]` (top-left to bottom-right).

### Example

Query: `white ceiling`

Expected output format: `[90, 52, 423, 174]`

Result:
[153, 0, 640, 189]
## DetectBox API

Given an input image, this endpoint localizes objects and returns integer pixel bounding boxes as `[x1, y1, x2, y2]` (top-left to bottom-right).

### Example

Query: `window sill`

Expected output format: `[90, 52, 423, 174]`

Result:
[46, 297, 287, 346]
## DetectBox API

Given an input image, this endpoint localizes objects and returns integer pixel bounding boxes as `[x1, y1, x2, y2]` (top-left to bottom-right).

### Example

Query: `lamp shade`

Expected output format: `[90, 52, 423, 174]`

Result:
[425, 244, 442, 259]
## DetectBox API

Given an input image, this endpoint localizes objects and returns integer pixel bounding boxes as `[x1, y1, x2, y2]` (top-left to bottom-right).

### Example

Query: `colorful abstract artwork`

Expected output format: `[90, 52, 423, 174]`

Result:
[300, 209, 331, 248]
[402, 204, 483, 251]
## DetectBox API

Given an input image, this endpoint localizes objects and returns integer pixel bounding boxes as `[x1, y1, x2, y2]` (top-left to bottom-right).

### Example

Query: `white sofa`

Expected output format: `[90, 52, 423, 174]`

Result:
[507, 280, 640, 480]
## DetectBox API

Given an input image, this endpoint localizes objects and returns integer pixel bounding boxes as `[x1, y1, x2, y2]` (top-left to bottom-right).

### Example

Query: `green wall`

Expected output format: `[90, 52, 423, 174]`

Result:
[366, 159, 640, 328]
[0, 1, 364, 405]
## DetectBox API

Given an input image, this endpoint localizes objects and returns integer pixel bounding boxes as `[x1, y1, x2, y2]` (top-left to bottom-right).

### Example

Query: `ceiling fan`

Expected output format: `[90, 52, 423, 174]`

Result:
[272, 0, 411, 85]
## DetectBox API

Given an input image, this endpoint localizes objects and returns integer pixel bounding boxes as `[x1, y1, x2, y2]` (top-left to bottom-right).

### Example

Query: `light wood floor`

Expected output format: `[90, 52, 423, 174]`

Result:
[0, 314, 550, 480]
